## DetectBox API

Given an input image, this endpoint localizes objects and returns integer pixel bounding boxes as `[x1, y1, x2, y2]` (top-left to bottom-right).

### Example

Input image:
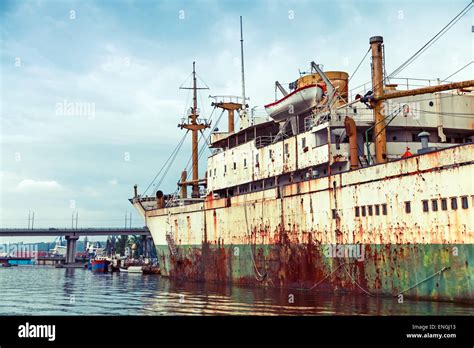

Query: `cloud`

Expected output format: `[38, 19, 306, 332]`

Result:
[12, 179, 62, 193]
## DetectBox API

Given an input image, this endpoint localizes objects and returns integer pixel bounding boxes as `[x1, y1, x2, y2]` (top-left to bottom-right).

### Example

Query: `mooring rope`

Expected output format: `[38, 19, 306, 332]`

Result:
[395, 266, 451, 297]
[293, 263, 346, 291]
[243, 202, 267, 282]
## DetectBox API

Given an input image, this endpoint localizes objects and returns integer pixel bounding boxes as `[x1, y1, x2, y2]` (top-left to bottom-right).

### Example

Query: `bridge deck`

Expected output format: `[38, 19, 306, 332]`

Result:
[0, 227, 151, 237]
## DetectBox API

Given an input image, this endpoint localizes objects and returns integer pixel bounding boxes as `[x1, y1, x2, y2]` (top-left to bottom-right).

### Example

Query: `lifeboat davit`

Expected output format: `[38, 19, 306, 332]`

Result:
[264, 83, 325, 122]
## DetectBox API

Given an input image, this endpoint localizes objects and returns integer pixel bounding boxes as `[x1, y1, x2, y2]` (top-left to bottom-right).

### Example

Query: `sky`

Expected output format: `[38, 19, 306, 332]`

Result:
[0, 0, 472, 242]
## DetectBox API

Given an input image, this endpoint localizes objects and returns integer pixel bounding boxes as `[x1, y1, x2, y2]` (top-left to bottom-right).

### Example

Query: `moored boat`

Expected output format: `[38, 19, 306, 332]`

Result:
[130, 20, 474, 303]
[120, 265, 143, 273]
[91, 257, 110, 273]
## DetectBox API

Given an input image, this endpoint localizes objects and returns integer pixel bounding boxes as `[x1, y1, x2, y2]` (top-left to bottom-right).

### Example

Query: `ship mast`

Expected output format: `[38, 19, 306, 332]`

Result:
[239, 16, 248, 130]
[179, 62, 210, 198]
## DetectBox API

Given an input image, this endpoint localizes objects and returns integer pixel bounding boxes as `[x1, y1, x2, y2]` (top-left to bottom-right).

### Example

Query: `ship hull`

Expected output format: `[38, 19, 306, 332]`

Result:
[154, 243, 472, 302]
[135, 144, 474, 303]
[91, 260, 109, 273]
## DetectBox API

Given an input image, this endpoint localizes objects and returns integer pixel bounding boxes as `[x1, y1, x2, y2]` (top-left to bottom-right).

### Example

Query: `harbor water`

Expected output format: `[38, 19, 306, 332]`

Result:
[0, 266, 470, 316]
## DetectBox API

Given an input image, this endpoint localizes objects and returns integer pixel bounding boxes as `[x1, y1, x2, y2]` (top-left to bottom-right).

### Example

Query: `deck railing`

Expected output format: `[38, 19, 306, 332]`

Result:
[348, 77, 442, 101]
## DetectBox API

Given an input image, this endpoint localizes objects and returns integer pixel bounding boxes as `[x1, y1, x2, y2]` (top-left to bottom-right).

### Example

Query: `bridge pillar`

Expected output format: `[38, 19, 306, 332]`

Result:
[65, 235, 79, 264]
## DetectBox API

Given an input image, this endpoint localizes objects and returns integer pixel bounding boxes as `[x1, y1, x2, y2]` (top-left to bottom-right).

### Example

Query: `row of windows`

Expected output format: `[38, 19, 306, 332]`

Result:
[405, 196, 469, 213]
[353, 196, 470, 217]
[354, 204, 388, 218]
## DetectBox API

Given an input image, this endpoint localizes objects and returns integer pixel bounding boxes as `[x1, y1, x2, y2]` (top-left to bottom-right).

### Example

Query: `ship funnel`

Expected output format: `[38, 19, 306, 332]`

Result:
[418, 131, 430, 149]
[133, 184, 138, 198]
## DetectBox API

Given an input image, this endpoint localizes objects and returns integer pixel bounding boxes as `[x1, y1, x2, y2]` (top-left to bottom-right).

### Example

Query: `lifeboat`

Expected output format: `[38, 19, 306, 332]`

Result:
[264, 83, 325, 122]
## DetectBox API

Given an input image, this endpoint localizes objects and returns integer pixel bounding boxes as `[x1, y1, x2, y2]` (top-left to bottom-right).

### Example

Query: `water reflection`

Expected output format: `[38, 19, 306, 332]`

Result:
[0, 267, 470, 316]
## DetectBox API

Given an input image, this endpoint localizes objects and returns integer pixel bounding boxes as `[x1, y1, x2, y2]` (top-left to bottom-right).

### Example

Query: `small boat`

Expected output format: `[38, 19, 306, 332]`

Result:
[120, 265, 143, 273]
[91, 257, 110, 273]
[142, 265, 161, 275]
[264, 83, 325, 122]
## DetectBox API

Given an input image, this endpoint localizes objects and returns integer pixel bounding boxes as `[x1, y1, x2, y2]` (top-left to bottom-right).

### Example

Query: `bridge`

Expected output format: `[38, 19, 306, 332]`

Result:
[0, 227, 151, 265]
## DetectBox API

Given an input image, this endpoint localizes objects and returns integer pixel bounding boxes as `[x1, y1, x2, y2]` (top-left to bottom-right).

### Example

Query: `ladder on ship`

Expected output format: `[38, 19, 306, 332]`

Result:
[166, 231, 177, 256]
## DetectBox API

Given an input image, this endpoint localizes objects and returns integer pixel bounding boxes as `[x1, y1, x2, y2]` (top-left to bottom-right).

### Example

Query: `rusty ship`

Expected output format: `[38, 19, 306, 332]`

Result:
[131, 19, 473, 303]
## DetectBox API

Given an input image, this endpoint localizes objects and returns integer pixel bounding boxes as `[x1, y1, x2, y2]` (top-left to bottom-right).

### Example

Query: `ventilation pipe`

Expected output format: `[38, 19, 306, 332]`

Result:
[344, 116, 359, 170]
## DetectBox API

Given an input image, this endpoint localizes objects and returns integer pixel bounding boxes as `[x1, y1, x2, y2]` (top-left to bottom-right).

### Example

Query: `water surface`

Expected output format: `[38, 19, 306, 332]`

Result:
[0, 266, 470, 315]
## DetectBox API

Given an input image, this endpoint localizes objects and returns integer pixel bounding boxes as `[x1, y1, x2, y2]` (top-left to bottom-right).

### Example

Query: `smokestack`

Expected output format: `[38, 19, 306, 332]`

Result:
[369, 35, 387, 164]
[133, 184, 138, 197]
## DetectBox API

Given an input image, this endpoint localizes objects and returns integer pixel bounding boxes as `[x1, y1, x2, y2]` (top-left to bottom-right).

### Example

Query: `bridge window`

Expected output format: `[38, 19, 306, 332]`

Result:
[431, 199, 438, 212]
[361, 206, 366, 217]
[269, 149, 273, 159]
[368, 205, 373, 216]
[284, 143, 289, 156]
[461, 196, 468, 209]
[382, 204, 387, 215]
[355, 206, 360, 217]
[422, 200, 429, 212]
[375, 205, 380, 215]
[256, 154, 259, 165]
[405, 201, 411, 214]
[451, 197, 458, 210]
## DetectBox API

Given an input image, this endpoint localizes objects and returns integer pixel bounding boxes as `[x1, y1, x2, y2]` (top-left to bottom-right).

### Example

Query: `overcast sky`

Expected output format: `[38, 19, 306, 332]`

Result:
[1, 0, 472, 243]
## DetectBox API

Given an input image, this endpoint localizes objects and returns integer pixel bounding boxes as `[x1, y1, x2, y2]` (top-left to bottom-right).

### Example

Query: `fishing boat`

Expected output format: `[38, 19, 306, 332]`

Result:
[91, 257, 110, 273]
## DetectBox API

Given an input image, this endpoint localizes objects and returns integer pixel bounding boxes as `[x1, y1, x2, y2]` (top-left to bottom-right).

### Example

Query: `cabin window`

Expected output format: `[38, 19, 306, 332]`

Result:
[431, 199, 438, 212]
[382, 204, 387, 215]
[301, 137, 306, 148]
[233, 162, 236, 170]
[375, 205, 380, 215]
[451, 197, 458, 210]
[213, 168, 216, 176]
[355, 206, 360, 217]
[361, 206, 366, 217]
[441, 198, 447, 210]
[256, 154, 259, 165]
[368, 205, 373, 216]
[332, 209, 337, 219]
[422, 200, 429, 212]
[405, 201, 411, 214]
[284, 143, 289, 156]
[224, 165, 227, 174]
[461, 196, 468, 209]
[269, 149, 273, 159]
[244, 158, 247, 168]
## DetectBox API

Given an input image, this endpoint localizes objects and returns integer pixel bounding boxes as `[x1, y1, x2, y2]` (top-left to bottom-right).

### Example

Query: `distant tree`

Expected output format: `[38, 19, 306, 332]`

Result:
[115, 235, 129, 256]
